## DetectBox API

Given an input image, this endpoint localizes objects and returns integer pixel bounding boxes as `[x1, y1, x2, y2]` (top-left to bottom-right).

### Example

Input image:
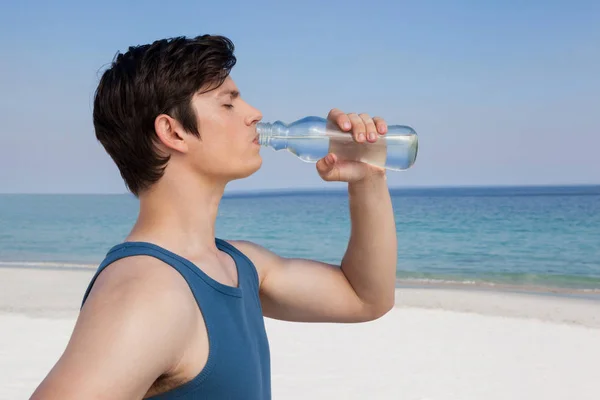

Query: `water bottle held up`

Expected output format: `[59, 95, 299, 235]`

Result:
[257, 116, 418, 171]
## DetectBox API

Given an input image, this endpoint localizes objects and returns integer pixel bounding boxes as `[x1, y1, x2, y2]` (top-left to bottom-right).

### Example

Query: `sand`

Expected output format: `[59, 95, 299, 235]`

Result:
[1, 266, 599, 400]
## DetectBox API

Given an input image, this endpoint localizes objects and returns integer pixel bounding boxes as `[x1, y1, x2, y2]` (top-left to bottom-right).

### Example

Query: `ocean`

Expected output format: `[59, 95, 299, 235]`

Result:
[1, 186, 599, 296]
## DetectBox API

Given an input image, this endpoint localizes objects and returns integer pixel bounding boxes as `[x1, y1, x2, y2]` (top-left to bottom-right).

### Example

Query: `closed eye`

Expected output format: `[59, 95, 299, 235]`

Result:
[223, 104, 234, 109]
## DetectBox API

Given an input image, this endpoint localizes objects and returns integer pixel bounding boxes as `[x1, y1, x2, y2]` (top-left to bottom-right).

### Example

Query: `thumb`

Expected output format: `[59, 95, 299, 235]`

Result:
[316, 153, 340, 181]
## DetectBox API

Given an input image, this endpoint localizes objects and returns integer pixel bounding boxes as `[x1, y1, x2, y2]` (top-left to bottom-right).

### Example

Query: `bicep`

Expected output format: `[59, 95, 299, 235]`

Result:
[260, 256, 370, 322]
[31, 264, 195, 399]
[231, 241, 370, 323]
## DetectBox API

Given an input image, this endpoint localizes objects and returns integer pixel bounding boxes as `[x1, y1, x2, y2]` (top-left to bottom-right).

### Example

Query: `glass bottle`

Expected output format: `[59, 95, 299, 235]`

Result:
[257, 116, 418, 170]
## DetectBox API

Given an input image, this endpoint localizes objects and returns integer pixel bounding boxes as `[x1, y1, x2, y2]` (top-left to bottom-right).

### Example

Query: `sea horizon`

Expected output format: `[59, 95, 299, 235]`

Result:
[0, 182, 598, 196]
[1, 184, 599, 300]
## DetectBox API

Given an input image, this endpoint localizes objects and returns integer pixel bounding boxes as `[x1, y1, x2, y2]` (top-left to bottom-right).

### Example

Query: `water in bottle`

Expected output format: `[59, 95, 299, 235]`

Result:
[256, 116, 418, 171]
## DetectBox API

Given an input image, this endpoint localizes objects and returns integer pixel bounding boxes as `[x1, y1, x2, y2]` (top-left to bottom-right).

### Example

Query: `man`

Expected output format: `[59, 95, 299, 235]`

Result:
[31, 34, 397, 399]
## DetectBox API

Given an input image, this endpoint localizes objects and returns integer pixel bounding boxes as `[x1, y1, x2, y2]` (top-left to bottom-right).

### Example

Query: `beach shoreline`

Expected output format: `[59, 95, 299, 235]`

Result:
[1, 266, 600, 399]
[1, 265, 599, 325]
[2, 262, 599, 300]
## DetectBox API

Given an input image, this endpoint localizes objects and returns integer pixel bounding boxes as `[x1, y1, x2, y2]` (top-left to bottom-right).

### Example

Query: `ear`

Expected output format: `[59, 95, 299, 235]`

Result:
[154, 114, 189, 153]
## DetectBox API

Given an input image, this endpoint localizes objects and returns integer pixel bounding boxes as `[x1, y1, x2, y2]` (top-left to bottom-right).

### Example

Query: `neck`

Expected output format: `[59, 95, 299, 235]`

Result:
[127, 170, 226, 257]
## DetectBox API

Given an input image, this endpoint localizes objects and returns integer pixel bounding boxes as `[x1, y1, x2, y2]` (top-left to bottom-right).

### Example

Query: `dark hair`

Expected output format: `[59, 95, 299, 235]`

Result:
[93, 35, 236, 196]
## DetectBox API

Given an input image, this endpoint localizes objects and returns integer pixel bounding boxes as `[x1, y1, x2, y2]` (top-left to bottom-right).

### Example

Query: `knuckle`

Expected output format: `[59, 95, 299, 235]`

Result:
[359, 114, 376, 131]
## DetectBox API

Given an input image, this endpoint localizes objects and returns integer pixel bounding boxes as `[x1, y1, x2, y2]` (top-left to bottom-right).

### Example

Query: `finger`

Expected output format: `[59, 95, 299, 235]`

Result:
[316, 153, 333, 173]
[348, 113, 366, 143]
[373, 116, 387, 135]
[359, 113, 378, 143]
[315, 153, 340, 181]
[328, 108, 351, 131]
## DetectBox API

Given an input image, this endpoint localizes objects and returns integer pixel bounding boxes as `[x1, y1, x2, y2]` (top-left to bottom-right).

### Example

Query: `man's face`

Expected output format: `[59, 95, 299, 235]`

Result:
[186, 76, 264, 182]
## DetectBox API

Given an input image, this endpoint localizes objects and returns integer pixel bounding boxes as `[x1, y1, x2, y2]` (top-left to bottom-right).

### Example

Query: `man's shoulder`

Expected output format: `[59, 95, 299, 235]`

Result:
[224, 239, 274, 254]
[32, 257, 199, 399]
[94, 254, 189, 290]
[223, 239, 284, 283]
[224, 239, 259, 254]
[85, 254, 198, 322]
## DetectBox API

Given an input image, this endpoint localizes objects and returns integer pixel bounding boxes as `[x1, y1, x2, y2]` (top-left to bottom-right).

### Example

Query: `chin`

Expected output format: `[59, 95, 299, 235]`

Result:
[230, 156, 263, 181]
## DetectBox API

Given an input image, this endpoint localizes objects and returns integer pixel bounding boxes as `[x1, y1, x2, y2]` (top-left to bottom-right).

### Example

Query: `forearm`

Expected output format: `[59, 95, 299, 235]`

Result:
[341, 173, 397, 312]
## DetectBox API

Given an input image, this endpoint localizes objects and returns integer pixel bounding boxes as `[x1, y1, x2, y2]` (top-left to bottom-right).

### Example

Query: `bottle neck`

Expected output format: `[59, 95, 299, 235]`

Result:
[257, 122, 272, 146]
[257, 121, 288, 150]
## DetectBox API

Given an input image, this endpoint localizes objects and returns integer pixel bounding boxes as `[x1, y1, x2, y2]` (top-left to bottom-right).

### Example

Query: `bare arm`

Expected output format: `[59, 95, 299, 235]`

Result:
[30, 257, 197, 400]
[341, 173, 397, 311]
[232, 109, 398, 323]
[233, 174, 396, 323]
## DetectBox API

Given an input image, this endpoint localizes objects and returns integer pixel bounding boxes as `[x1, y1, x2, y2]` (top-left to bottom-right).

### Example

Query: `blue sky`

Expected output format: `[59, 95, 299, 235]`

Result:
[0, 0, 598, 193]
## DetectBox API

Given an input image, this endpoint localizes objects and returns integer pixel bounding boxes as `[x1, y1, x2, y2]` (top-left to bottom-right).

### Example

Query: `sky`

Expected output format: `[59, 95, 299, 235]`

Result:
[0, 0, 598, 194]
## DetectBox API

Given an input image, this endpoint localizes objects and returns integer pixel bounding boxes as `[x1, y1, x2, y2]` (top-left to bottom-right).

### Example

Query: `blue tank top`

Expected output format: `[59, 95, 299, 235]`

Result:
[80, 238, 271, 399]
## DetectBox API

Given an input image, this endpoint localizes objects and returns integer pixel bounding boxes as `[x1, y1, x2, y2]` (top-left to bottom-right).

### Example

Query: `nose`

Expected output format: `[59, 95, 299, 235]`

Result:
[245, 104, 263, 126]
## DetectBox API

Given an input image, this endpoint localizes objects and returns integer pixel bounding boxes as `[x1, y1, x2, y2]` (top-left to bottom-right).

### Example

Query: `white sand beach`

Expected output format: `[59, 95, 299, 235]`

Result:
[1, 267, 599, 400]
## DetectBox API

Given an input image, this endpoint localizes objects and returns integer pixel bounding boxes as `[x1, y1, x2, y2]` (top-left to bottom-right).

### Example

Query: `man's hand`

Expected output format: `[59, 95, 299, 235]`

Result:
[316, 108, 388, 183]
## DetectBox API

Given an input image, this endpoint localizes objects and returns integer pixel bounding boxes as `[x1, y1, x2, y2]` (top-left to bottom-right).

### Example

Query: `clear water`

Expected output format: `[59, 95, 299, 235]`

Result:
[1, 186, 599, 295]
[258, 116, 418, 170]
[270, 132, 418, 171]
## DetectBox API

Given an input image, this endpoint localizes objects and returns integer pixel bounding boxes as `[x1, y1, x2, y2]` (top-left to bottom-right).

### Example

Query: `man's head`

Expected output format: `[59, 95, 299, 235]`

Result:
[93, 35, 263, 196]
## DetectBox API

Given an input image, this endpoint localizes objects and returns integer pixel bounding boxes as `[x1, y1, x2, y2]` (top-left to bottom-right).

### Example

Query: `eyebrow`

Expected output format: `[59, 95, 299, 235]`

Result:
[218, 89, 240, 99]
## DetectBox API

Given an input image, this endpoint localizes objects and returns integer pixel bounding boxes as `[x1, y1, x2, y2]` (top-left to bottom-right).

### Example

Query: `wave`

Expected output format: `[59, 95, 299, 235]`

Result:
[396, 274, 600, 297]
[2, 261, 599, 297]
[0, 261, 97, 270]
